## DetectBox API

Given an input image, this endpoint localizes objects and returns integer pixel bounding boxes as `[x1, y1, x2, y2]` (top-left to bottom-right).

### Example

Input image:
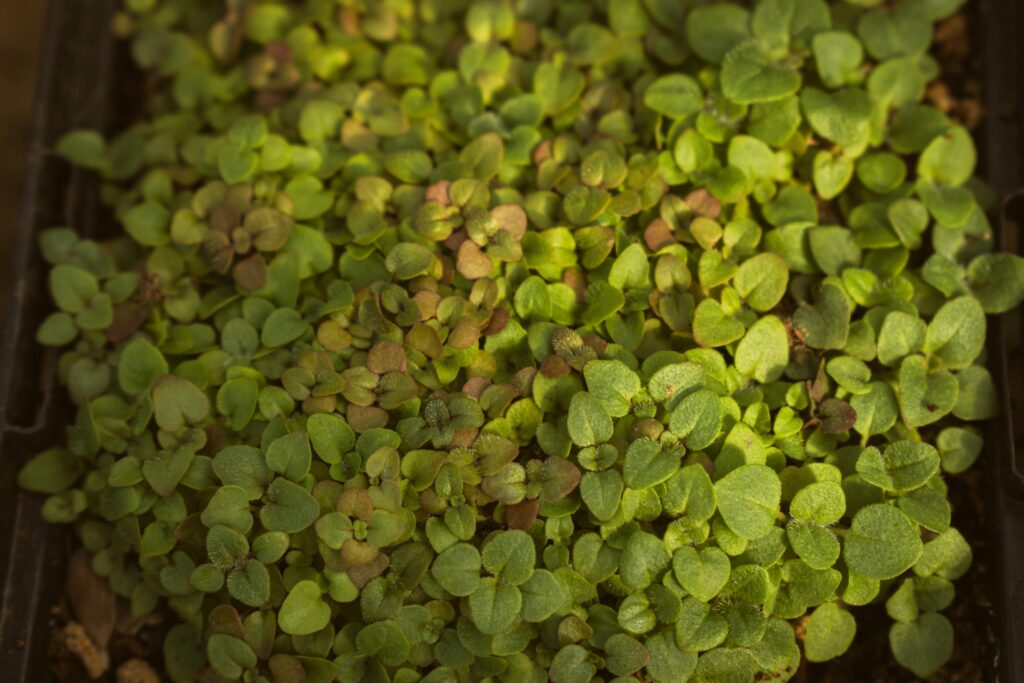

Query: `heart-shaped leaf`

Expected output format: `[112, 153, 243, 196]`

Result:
[672, 546, 731, 602]
[278, 580, 331, 636]
[844, 504, 923, 580]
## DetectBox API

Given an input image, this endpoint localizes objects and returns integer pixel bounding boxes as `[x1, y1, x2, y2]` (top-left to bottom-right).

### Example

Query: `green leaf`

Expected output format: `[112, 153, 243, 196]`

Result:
[18, 448, 83, 494]
[584, 360, 641, 418]
[855, 441, 940, 493]
[582, 280, 625, 325]
[686, 5, 752, 63]
[694, 647, 759, 682]
[266, 432, 312, 481]
[674, 129, 715, 173]
[851, 382, 899, 436]
[663, 464, 717, 520]
[261, 308, 309, 347]
[533, 61, 585, 115]
[877, 311, 926, 367]
[721, 42, 802, 104]
[811, 227, 860, 278]
[648, 362, 706, 408]
[924, 296, 985, 369]
[826, 356, 871, 394]
[207, 634, 257, 679]
[604, 633, 649, 676]
[550, 644, 596, 683]
[898, 355, 958, 427]
[967, 253, 1024, 313]
[715, 465, 781, 540]
[36, 312, 78, 346]
[792, 281, 850, 349]
[227, 560, 270, 607]
[279, 580, 331, 636]
[259, 477, 319, 533]
[118, 338, 168, 395]
[580, 470, 624, 522]
[385, 243, 436, 280]
[620, 531, 671, 590]
[915, 528, 972, 580]
[213, 445, 272, 499]
[164, 625, 206, 682]
[55, 130, 107, 171]
[623, 437, 679, 489]
[567, 392, 613, 446]
[246, 207, 294, 251]
[812, 151, 855, 200]
[152, 375, 210, 431]
[431, 543, 481, 597]
[844, 504, 923, 579]
[644, 74, 704, 119]
[482, 530, 535, 585]
[787, 522, 840, 569]
[672, 546, 730, 602]
[514, 275, 552, 322]
[356, 620, 409, 667]
[858, 3, 916, 43]
[813, 31, 864, 88]
[728, 135, 777, 180]
[608, 244, 650, 290]
[775, 559, 841, 618]
[692, 298, 745, 347]
[645, 630, 698, 682]
[206, 524, 250, 570]
[733, 253, 789, 312]
[751, 0, 831, 49]
[219, 147, 258, 185]
[49, 264, 98, 314]
[748, 97, 802, 147]
[936, 426, 983, 474]
[734, 315, 790, 383]
[520, 568, 567, 622]
[886, 578, 920, 623]
[918, 126, 976, 187]
[888, 198, 929, 248]
[299, 100, 344, 143]
[201, 485, 253, 533]
[801, 87, 871, 147]
[668, 389, 721, 450]
[898, 488, 951, 533]
[307, 413, 355, 465]
[890, 613, 954, 678]
[460, 133, 504, 181]
[804, 602, 856, 662]
[123, 202, 170, 246]
[216, 378, 258, 432]
[858, 152, 908, 194]
[790, 481, 845, 524]
[468, 578, 521, 634]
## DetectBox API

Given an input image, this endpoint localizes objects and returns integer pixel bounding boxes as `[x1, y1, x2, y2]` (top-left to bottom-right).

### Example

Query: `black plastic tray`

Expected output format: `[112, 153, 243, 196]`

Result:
[0, 0, 120, 679]
[983, 0, 1024, 680]
[1, 0, 1022, 681]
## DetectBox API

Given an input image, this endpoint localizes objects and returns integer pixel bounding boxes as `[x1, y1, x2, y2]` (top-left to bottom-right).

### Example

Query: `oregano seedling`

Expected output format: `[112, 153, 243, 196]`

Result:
[15, 0, 1021, 680]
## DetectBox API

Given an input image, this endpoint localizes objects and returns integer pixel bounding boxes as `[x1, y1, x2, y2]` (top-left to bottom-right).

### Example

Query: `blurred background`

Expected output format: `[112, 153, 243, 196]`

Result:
[0, 5, 46, 317]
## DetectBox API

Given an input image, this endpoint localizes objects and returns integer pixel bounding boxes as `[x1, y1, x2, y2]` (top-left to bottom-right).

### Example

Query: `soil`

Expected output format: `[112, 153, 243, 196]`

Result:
[44, 545, 166, 683]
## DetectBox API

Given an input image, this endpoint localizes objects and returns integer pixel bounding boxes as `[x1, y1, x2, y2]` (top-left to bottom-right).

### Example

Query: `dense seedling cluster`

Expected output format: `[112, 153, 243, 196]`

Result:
[17, 0, 1024, 680]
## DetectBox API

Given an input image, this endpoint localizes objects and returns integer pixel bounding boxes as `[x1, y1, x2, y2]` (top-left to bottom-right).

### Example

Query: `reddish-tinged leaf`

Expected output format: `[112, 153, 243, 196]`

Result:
[507, 498, 541, 530]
